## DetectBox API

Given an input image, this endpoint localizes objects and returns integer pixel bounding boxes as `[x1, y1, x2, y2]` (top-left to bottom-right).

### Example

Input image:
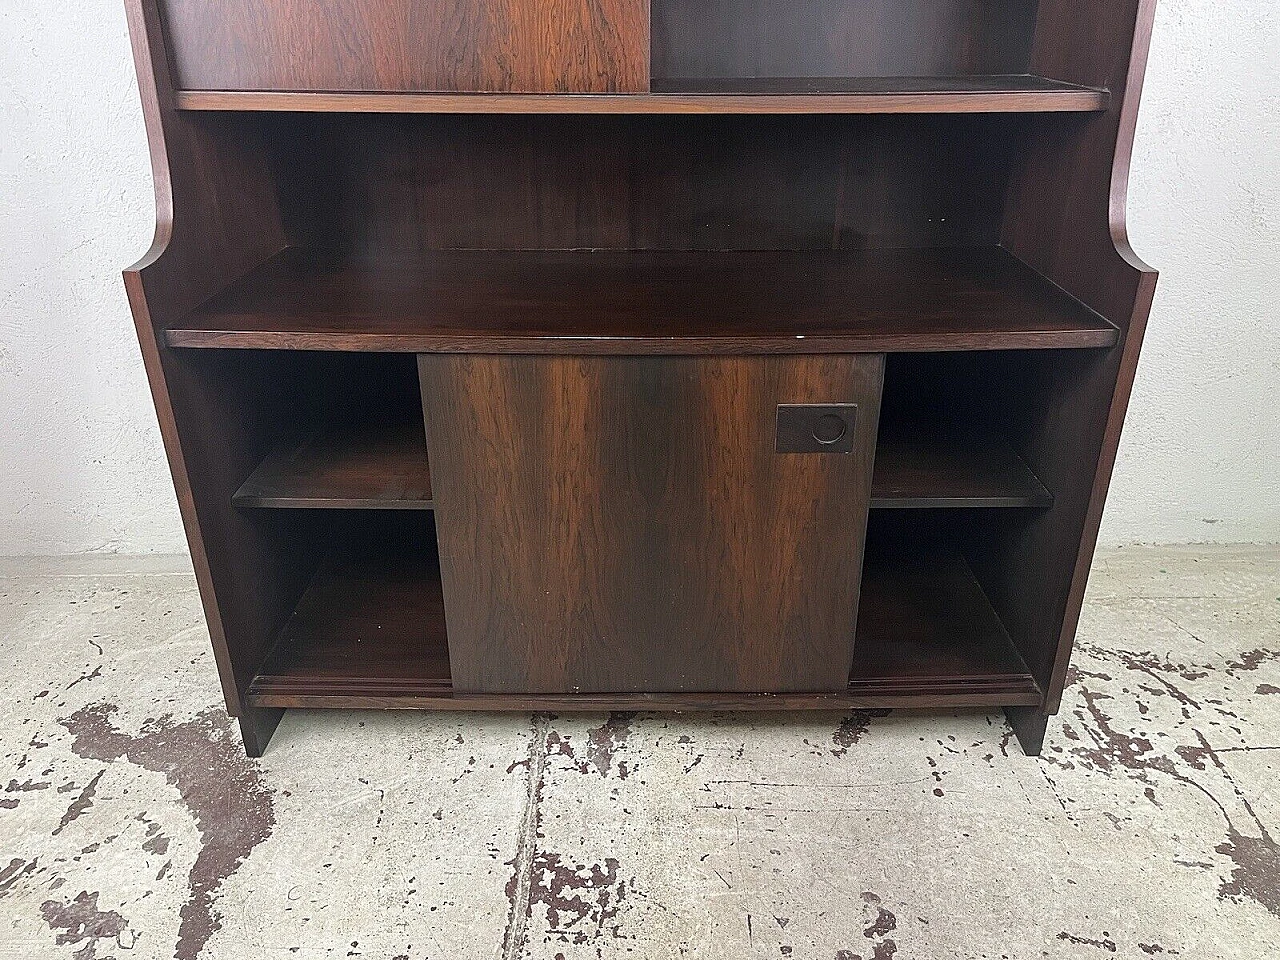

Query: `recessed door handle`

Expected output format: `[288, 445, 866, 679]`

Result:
[776, 404, 858, 453]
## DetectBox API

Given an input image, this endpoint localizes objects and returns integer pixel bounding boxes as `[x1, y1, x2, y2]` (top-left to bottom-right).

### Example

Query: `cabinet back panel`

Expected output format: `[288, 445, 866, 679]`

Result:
[161, 0, 649, 93]
[267, 114, 1021, 254]
[652, 0, 1039, 80]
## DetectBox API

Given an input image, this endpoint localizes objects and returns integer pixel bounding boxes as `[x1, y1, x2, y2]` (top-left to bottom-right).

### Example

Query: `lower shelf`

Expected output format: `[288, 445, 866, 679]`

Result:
[248, 545, 1040, 710]
[251, 549, 452, 700]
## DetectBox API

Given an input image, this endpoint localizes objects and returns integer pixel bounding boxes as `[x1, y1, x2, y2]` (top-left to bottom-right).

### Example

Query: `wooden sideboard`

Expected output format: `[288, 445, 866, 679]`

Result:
[122, 0, 1159, 756]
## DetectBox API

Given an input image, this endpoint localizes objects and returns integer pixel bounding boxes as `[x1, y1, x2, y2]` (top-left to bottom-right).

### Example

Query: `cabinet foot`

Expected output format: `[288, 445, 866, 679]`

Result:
[1004, 706, 1051, 757]
[237, 706, 285, 758]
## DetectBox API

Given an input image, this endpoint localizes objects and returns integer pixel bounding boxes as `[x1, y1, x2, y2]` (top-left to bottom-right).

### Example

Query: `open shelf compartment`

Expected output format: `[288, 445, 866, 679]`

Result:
[234, 421, 432, 510]
[871, 435, 1050, 509]
[170, 1, 1105, 115]
[251, 549, 451, 701]
[234, 418, 1051, 513]
[851, 548, 1038, 699]
[246, 543, 1038, 709]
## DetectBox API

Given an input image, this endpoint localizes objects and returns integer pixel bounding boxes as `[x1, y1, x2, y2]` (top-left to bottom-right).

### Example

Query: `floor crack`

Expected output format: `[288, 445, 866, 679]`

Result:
[501, 713, 551, 960]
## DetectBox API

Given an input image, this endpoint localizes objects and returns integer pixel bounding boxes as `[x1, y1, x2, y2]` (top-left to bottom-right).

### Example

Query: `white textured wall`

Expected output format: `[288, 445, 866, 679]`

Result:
[1, 1, 185, 555]
[0, 1, 1276, 555]
[1105, 0, 1280, 544]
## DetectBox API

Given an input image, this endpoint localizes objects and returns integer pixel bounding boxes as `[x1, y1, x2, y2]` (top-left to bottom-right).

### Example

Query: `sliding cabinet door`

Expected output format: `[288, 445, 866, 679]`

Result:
[421, 354, 883, 694]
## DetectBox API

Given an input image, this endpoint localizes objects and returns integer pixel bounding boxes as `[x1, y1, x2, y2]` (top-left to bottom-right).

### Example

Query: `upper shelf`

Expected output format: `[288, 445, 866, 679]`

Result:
[174, 76, 1108, 115]
[165, 247, 1117, 355]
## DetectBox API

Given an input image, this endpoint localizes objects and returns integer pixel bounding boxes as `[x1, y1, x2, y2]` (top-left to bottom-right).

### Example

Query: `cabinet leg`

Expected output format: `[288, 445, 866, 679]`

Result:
[237, 706, 285, 758]
[1004, 706, 1051, 757]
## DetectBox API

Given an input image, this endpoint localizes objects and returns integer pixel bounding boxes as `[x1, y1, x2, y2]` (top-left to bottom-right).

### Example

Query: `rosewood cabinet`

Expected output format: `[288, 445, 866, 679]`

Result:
[122, 0, 1159, 756]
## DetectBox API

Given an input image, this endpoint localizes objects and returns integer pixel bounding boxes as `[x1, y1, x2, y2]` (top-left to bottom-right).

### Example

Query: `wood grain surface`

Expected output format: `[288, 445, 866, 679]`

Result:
[123, 0, 1161, 756]
[233, 421, 432, 510]
[871, 436, 1051, 509]
[651, 0, 1039, 80]
[257, 113, 1026, 255]
[164, 248, 1117, 354]
[974, 0, 1160, 718]
[174, 78, 1107, 115]
[421, 354, 883, 694]
[162, 0, 649, 93]
[245, 545, 1040, 709]
[230, 419, 1054, 513]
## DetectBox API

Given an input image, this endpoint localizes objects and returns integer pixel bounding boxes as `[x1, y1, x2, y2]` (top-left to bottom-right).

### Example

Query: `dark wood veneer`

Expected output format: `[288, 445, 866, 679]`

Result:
[164, 248, 1117, 354]
[233, 421, 432, 510]
[174, 78, 1107, 115]
[123, 0, 1159, 756]
[163, 0, 649, 93]
[978, 0, 1161, 733]
[246, 546, 1039, 710]
[262, 112, 1026, 253]
[850, 548, 1039, 698]
[422, 353, 882, 694]
[871, 436, 1052, 510]
[651, 0, 1040, 80]
[252, 549, 451, 700]
[233, 420, 1051, 512]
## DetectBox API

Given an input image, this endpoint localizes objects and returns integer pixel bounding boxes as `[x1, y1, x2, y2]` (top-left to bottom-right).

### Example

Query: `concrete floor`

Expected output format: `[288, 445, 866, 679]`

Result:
[0, 547, 1277, 960]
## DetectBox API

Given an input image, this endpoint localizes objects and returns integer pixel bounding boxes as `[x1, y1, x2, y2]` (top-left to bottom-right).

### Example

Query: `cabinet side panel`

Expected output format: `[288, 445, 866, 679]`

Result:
[422, 355, 882, 694]
[161, 0, 649, 93]
[979, 0, 1160, 712]
[124, 0, 315, 731]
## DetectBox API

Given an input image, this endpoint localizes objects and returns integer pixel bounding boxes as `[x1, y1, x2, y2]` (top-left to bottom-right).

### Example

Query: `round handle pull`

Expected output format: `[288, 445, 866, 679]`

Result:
[813, 413, 848, 445]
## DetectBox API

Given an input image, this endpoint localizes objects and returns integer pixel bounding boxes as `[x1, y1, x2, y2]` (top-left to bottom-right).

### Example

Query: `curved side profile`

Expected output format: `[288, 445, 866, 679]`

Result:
[995, 0, 1161, 746]
[123, 0, 296, 752]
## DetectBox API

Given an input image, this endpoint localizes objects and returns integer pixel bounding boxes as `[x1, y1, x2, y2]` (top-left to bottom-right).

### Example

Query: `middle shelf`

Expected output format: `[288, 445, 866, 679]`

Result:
[233, 421, 1052, 512]
[234, 421, 433, 511]
[166, 247, 1117, 354]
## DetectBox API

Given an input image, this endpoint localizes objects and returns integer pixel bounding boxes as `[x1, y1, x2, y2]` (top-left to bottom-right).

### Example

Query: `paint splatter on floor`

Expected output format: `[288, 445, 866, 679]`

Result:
[61, 703, 275, 960]
[39, 890, 132, 959]
[0, 547, 1277, 958]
